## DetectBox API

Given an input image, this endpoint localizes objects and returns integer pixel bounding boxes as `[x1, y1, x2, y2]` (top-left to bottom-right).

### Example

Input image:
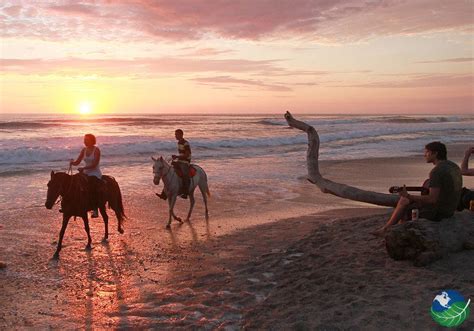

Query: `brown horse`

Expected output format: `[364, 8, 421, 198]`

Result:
[45, 171, 125, 258]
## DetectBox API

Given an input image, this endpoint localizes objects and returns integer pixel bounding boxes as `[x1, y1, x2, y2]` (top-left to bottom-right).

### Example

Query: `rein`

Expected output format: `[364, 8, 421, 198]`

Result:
[54, 165, 76, 206]
[155, 162, 173, 179]
[153, 161, 177, 196]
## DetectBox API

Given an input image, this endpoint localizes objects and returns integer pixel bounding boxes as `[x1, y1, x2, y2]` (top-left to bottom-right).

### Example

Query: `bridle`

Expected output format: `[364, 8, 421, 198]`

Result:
[154, 160, 172, 179]
[49, 166, 75, 206]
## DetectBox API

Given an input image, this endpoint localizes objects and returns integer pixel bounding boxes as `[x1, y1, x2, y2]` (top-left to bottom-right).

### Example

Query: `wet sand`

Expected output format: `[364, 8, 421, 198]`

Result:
[1, 143, 473, 329]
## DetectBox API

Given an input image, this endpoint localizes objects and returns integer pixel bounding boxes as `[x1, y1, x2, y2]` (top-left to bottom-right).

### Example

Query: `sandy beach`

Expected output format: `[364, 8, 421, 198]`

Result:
[3, 0, 474, 328]
[1, 143, 473, 329]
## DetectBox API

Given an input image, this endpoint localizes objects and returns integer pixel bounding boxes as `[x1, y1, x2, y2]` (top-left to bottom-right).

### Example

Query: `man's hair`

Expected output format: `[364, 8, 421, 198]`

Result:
[425, 141, 447, 160]
[84, 133, 96, 145]
[175, 129, 184, 135]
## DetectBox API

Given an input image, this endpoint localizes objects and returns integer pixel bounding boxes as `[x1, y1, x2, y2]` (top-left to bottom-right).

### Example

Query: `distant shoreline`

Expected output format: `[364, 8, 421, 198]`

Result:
[2, 112, 474, 116]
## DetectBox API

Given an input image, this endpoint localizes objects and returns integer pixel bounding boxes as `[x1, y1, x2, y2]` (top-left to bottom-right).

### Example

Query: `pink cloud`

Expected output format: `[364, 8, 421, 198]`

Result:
[192, 75, 292, 91]
[0, 1, 471, 42]
[0, 57, 285, 77]
[332, 74, 474, 88]
[48, 4, 98, 16]
[415, 58, 473, 64]
[2, 5, 22, 17]
[180, 48, 234, 57]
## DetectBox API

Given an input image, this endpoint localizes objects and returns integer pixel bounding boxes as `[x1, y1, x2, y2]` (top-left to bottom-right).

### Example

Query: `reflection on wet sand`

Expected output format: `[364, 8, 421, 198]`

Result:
[85, 251, 93, 330]
[105, 241, 131, 329]
[49, 237, 136, 329]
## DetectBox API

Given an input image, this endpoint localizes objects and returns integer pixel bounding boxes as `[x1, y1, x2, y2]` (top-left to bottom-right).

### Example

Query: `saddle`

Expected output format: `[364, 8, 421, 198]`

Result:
[173, 164, 197, 178]
[78, 173, 107, 208]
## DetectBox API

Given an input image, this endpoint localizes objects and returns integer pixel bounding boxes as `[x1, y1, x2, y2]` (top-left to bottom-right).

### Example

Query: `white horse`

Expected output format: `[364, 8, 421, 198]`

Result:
[152, 156, 210, 228]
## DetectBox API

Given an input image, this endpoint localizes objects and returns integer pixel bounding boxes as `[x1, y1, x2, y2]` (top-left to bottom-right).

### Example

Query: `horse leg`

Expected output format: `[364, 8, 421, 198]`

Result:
[185, 191, 195, 222]
[53, 214, 71, 258]
[166, 195, 174, 228]
[166, 195, 180, 228]
[110, 181, 125, 234]
[99, 205, 109, 241]
[199, 183, 209, 221]
[117, 220, 124, 235]
[82, 215, 92, 250]
[169, 195, 182, 223]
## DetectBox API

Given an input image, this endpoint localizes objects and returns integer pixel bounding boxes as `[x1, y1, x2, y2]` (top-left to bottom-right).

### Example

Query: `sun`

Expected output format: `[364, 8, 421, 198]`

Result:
[79, 102, 92, 115]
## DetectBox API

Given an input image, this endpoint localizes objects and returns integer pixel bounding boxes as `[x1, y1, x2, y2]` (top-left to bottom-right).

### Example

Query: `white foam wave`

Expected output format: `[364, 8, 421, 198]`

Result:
[0, 121, 471, 167]
[1, 114, 473, 176]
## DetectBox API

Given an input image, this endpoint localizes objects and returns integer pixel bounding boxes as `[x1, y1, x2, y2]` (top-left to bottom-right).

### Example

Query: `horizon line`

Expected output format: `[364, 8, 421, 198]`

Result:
[1, 112, 474, 117]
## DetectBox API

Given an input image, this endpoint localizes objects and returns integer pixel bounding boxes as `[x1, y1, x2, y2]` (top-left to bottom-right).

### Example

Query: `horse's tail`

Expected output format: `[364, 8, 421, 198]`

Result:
[104, 176, 126, 224]
[206, 185, 211, 197]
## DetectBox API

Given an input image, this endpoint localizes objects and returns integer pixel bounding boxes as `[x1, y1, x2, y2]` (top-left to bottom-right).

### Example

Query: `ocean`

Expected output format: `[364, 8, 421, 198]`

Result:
[0, 113, 473, 212]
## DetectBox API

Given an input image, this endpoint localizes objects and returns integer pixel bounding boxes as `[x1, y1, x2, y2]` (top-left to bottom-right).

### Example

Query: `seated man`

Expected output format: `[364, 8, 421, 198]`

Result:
[373, 141, 462, 236]
[461, 146, 474, 176]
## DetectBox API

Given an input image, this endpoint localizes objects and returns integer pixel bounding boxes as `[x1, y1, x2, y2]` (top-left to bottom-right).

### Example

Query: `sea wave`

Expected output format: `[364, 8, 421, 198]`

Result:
[0, 122, 60, 130]
[0, 118, 188, 130]
[257, 119, 286, 126]
[373, 116, 462, 124]
[0, 122, 471, 167]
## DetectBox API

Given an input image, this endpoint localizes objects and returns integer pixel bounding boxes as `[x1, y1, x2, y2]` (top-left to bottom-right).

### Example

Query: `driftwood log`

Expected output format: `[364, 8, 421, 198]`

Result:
[284, 111, 398, 207]
[284, 111, 474, 265]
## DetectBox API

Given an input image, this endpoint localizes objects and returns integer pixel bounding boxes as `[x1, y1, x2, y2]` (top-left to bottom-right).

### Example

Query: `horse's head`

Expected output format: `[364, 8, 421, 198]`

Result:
[152, 156, 169, 185]
[45, 171, 68, 209]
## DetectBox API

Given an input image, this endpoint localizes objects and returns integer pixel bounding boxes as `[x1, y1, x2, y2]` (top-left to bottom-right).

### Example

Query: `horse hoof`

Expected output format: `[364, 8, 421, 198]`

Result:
[52, 252, 59, 260]
[185, 218, 191, 223]
[166, 224, 171, 229]
[118, 228, 124, 234]
[85, 244, 92, 251]
[101, 237, 109, 243]
[176, 217, 182, 223]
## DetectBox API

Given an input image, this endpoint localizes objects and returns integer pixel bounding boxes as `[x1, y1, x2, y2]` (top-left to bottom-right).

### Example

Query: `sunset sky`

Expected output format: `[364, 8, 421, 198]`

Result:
[1, 1, 473, 114]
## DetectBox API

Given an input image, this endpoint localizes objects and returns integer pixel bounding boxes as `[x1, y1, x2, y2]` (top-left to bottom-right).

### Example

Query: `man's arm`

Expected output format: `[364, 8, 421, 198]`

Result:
[179, 149, 191, 161]
[461, 147, 474, 176]
[405, 187, 440, 205]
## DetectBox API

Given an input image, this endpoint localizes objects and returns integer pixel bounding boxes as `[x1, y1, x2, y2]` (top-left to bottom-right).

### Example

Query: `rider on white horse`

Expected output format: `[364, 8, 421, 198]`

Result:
[157, 129, 191, 200]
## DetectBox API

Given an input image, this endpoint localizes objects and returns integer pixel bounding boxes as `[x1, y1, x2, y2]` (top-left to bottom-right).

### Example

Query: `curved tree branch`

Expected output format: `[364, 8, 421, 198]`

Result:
[284, 111, 398, 207]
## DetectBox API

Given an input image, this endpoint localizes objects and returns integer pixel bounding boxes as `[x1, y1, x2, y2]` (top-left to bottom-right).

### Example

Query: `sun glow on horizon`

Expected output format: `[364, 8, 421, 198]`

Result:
[78, 102, 92, 115]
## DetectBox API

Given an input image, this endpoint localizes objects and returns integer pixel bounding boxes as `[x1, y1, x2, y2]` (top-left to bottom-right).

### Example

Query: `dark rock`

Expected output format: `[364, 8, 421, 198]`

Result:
[385, 211, 474, 266]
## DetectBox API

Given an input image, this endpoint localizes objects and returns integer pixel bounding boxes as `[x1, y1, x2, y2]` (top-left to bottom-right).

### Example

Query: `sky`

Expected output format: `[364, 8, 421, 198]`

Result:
[0, 0, 473, 115]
